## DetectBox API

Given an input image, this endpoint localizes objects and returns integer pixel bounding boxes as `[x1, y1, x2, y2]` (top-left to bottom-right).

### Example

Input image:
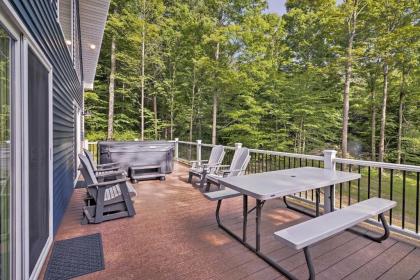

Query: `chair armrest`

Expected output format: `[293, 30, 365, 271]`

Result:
[191, 160, 208, 168]
[95, 166, 120, 173]
[88, 178, 127, 188]
[96, 170, 126, 179]
[222, 169, 245, 177]
[190, 160, 208, 163]
[97, 162, 120, 169]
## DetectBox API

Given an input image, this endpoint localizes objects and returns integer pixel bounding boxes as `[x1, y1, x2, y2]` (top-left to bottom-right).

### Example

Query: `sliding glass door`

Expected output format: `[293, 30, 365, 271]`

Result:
[0, 25, 11, 280]
[27, 48, 50, 275]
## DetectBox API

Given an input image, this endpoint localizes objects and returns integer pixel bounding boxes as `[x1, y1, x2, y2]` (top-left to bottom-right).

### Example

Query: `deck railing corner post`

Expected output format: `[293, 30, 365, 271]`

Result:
[323, 150, 337, 213]
[197, 139, 202, 163]
[235, 143, 242, 150]
[174, 138, 179, 160]
[83, 139, 89, 149]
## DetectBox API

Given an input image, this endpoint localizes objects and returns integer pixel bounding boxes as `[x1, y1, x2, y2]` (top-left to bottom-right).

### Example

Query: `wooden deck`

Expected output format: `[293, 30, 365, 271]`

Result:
[40, 163, 420, 280]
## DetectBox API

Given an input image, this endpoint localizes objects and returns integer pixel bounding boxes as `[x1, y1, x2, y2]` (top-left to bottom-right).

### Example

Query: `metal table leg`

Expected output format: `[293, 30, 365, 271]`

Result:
[215, 197, 299, 280]
[243, 195, 248, 242]
[256, 199, 262, 252]
[283, 190, 322, 218]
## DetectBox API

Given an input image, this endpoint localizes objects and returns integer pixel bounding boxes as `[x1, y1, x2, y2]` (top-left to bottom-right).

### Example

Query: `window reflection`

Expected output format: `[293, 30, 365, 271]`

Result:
[0, 26, 11, 280]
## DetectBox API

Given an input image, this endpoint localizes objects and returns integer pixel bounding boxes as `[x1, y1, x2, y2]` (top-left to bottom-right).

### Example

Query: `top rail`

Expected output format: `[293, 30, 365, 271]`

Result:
[88, 140, 420, 172]
[335, 158, 420, 173]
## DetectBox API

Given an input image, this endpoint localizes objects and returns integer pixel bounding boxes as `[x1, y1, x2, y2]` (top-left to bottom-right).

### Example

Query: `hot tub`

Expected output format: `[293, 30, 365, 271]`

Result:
[98, 141, 174, 173]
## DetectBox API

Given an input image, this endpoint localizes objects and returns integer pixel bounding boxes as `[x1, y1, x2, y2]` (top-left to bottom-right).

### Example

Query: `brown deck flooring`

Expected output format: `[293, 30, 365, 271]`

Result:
[40, 163, 420, 280]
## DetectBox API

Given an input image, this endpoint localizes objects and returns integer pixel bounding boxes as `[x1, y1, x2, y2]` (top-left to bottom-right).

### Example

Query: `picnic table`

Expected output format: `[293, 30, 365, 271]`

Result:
[217, 167, 361, 279]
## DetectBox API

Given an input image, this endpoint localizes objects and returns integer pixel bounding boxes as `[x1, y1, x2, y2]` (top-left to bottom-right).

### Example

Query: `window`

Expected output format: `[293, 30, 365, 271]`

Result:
[58, 0, 82, 80]
[58, 0, 73, 56]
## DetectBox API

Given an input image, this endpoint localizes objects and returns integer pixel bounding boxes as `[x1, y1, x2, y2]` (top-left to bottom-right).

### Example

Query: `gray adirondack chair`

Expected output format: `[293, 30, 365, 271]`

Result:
[204, 147, 251, 192]
[188, 145, 225, 188]
[79, 154, 136, 224]
[83, 148, 120, 174]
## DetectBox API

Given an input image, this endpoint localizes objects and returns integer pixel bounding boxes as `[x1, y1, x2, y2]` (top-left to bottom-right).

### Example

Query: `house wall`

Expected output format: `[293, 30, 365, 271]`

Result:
[10, 0, 82, 233]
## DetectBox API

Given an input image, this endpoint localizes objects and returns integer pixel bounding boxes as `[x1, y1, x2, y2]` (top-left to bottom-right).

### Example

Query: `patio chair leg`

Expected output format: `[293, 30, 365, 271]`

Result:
[94, 188, 105, 223]
[205, 181, 211, 192]
[303, 247, 315, 280]
[120, 183, 136, 217]
[361, 213, 390, 242]
[200, 170, 208, 189]
[216, 200, 222, 227]
[187, 172, 193, 183]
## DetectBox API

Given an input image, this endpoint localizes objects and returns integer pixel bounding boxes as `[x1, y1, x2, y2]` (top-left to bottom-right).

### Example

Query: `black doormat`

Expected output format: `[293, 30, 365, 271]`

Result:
[44, 233, 105, 280]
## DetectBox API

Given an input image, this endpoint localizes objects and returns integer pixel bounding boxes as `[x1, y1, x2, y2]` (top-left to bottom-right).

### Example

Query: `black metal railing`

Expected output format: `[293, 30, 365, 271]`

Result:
[176, 140, 420, 238]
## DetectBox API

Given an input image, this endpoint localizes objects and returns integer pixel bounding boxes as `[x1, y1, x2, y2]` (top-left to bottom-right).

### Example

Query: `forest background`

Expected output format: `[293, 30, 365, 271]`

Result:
[84, 0, 420, 164]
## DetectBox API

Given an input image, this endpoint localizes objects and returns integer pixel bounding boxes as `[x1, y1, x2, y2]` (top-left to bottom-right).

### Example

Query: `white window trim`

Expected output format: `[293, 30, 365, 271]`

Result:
[73, 102, 81, 186]
[22, 38, 54, 280]
[0, 1, 54, 280]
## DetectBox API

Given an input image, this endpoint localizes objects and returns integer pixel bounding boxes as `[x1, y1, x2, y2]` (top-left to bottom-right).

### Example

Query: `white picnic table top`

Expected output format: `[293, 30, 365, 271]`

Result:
[218, 167, 361, 200]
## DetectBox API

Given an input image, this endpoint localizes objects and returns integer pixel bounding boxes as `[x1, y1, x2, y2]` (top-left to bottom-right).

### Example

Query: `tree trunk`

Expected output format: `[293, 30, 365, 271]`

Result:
[370, 81, 376, 161]
[341, 2, 357, 159]
[107, 36, 116, 140]
[212, 42, 220, 145]
[396, 71, 406, 164]
[189, 65, 196, 143]
[378, 62, 388, 162]
[140, 0, 146, 140]
[153, 95, 158, 139]
[170, 64, 176, 140]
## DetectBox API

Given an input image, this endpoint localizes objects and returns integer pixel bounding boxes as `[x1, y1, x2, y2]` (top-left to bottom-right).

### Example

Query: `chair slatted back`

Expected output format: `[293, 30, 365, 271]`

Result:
[79, 154, 98, 186]
[83, 149, 97, 170]
[208, 145, 225, 166]
[228, 148, 250, 177]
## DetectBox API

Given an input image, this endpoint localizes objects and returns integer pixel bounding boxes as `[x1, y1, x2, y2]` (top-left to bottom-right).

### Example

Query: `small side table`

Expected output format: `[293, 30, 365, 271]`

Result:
[129, 165, 166, 183]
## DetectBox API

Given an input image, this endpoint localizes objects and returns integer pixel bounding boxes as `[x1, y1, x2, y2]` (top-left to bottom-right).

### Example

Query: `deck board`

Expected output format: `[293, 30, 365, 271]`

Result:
[39, 163, 419, 280]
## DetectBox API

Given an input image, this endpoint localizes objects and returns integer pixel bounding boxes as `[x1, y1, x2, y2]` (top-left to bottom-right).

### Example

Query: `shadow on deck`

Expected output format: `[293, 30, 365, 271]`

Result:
[40, 163, 420, 280]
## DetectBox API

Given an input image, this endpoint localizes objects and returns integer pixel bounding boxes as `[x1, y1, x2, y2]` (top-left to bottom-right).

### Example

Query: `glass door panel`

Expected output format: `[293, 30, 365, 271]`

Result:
[28, 48, 50, 274]
[0, 26, 11, 280]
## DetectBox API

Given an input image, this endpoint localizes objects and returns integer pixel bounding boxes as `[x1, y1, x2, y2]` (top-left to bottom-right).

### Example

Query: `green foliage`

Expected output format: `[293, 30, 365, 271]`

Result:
[86, 0, 420, 164]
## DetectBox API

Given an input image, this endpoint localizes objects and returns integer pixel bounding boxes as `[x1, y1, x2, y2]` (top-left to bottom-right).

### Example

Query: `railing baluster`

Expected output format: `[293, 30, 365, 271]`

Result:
[288, 157, 291, 169]
[348, 164, 352, 206]
[402, 170, 406, 229]
[265, 153, 268, 172]
[416, 172, 419, 234]
[390, 169, 394, 225]
[378, 167, 382, 198]
[357, 165, 361, 202]
[339, 163, 343, 208]
[368, 166, 371, 198]
[254, 153, 257, 174]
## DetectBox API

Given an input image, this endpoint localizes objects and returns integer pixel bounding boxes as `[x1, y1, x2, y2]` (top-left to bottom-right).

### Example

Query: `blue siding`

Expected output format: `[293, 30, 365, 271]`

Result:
[10, 1, 83, 233]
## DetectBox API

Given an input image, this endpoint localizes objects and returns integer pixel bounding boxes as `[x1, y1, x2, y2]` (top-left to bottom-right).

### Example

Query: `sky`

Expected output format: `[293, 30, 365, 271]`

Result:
[266, 0, 344, 15]
[266, 0, 287, 15]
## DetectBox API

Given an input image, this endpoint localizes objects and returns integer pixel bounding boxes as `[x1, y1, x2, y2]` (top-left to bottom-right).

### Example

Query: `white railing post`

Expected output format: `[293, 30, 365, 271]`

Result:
[174, 138, 179, 160]
[196, 140, 202, 163]
[235, 143, 242, 150]
[323, 150, 337, 213]
[83, 139, 89, 150]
